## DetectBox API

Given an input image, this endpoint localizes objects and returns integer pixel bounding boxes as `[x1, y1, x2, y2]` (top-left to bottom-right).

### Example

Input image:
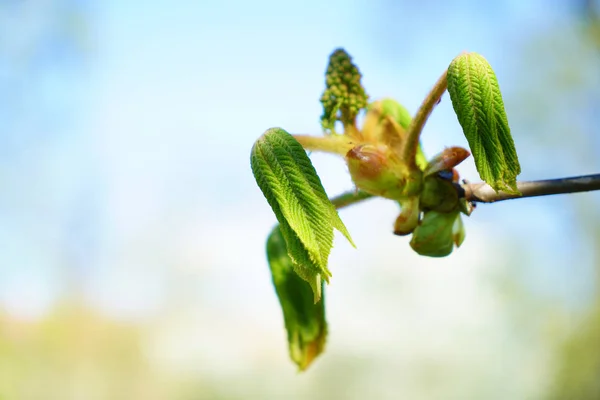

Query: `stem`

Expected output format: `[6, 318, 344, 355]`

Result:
[460, 173, 600, 203]
[293, 134, 355, 156]
[330, 173, 600, 210]
[330, 190, 374, 210]
[401, 70, 448, 168]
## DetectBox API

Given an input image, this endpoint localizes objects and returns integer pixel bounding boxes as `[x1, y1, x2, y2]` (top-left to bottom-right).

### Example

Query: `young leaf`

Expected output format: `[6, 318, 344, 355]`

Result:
[363, 99, 428, 170]
[267, 226, 327, 371]
[251, 127, 354, 301]
[447, 52, 521, 193]
[379, 98, 412, 129]
[410, 210, 461, 257]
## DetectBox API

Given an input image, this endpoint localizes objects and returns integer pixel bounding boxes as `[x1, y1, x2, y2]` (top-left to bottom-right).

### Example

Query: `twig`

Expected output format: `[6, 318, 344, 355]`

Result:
[401, 70, 448, 168]
[330, 174, 600, 211]
[460, 173, 600, 203]
[330, 190, 374, 210]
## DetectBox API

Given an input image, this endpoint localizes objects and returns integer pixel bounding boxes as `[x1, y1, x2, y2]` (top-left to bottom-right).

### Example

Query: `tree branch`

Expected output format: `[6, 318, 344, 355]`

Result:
[460, 173, 600, 203]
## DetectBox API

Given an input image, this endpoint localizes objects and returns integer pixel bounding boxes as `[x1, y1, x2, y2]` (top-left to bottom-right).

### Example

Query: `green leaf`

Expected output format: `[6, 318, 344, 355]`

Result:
[409, 210, 460, 257]
[251, 127, 354, 301]
[447, 52, 521, 193]
[267, 226, 327, 371]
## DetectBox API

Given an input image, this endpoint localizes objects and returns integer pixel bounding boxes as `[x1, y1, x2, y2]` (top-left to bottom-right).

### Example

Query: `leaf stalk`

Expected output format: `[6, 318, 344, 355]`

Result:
[401, 70, 448, 168]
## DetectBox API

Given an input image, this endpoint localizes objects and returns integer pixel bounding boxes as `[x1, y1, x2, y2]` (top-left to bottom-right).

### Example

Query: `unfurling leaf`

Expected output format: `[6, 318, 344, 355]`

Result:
[251, 127, 354, 301]
[447, 52, 521, 193]
[363, 99, 428, 170]
[410, 210, 461, 257]
[419, 176, 459, 213]
[267, 226, 327, 371]
[379, 98, 412, 128]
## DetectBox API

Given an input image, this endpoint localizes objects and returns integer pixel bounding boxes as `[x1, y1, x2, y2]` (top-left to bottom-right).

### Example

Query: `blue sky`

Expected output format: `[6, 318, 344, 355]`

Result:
[0, 0, 593, 317]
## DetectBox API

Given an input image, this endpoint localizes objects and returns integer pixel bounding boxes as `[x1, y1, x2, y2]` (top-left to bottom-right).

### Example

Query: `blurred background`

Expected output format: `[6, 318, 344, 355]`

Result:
[0, 0, 599, 399]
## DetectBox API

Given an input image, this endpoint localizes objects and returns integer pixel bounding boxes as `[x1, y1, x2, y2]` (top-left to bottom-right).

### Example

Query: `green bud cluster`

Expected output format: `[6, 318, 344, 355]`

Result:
[320, 48, 369, 132]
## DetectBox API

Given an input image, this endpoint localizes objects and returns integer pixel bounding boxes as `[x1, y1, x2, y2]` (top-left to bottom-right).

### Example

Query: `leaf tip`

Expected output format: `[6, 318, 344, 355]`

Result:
[291, 325, 327, 372]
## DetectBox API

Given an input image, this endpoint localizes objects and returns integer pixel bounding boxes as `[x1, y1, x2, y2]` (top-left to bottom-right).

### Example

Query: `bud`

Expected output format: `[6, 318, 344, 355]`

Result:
[320, 48, 369, 133]
[420, 176, 459, 213]
[346, 145, 407, 200]
[409, 210, 461, 257]
[423, 146, 470, 177]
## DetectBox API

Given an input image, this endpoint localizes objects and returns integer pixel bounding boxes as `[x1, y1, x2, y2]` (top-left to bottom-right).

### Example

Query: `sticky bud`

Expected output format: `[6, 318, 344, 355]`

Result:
[346, 145, 407, 200]
[423, 146, 470, 177]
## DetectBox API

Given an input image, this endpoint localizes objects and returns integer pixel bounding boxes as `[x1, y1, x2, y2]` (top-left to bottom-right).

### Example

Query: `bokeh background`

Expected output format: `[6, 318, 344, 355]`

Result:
[0, 0, 599, 399]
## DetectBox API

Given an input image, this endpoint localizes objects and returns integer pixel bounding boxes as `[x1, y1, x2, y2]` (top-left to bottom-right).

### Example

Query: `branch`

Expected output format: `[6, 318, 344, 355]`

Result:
[460, 173, 600, 203]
